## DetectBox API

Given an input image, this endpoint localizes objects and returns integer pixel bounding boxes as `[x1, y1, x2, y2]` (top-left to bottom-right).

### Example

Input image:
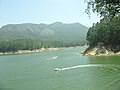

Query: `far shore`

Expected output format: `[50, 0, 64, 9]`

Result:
[0, 47, 64, 55]
[0, 46, 85, 56]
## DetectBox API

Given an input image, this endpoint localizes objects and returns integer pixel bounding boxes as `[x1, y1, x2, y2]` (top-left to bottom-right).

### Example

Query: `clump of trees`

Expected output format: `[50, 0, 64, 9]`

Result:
[85, 0, 120, 51]
[87, 15, 120, 47]
[85, 0, 120, 18]
[0, 39, 86, 53]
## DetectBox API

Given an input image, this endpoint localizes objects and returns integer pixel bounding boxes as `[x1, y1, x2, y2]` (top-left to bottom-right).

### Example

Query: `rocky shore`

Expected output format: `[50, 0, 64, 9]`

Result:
[81, 44, 120, 56]
[0, 47, 63, 55]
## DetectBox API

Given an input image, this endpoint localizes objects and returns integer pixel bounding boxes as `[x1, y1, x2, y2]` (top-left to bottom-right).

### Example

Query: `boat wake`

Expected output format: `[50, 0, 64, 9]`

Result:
[47, 56, 58, 60]
[54, 64, 109, 71]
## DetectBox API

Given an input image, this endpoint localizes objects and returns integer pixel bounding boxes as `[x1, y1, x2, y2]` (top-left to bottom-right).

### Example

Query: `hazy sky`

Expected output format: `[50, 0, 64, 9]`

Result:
[0, 0, 100, 27]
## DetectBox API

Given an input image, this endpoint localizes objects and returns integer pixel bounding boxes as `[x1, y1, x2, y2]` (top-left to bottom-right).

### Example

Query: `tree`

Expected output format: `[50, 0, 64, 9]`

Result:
[86, 15, 120, 48]
[85, 0, 120, 18]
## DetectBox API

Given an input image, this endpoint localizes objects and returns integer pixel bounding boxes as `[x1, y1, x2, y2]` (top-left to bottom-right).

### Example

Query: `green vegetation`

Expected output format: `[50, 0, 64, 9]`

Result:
[85, 0, 120, 18]
[0, 39, 86, 53]
[87, 15, 120, 47]
[0, 22, 88, 52]
[85, 0, 120, 53]
[0, 22, 88, 41]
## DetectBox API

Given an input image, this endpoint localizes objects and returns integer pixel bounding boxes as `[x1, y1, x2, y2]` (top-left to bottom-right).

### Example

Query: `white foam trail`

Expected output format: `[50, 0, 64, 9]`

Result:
[57, 64, 103, 71]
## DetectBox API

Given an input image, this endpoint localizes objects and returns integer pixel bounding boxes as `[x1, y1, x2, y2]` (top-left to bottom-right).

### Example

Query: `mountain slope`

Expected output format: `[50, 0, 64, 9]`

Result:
[0, 22, 88, 42]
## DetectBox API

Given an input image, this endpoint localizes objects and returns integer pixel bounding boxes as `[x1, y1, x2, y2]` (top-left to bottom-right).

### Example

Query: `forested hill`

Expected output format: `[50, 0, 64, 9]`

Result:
[0, 22, 88, 52]
[0, 22, 88, 42]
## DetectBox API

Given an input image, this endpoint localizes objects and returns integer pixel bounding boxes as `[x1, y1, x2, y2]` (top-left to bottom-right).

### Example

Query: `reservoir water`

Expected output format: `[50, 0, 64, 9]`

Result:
[0, 47, 120, 90]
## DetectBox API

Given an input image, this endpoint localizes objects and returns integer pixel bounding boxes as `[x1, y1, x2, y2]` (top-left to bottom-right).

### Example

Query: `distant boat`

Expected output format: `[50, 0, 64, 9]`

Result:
[52, 56, 58, 59]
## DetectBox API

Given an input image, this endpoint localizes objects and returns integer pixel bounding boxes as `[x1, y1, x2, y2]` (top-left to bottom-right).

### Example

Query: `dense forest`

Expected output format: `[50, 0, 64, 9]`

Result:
[0, 22, 88, 53]
[84, 0, 120, 54]
[87, 15, 120, 47]
[0, 39, 86, 53]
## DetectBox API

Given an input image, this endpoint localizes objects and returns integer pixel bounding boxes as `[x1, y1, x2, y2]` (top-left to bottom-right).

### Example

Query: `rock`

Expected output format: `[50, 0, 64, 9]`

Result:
[96, 46, 106, 55]
[82, 43, 116, 56]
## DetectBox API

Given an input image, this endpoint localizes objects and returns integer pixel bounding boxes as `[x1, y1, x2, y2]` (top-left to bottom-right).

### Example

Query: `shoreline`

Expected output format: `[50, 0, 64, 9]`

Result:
[82, 46, 120, 56]
[0, 47, 64, 55]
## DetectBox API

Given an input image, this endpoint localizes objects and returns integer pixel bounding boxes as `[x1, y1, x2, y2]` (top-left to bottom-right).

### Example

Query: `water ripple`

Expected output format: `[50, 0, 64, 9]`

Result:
[55, 64, 120, 89]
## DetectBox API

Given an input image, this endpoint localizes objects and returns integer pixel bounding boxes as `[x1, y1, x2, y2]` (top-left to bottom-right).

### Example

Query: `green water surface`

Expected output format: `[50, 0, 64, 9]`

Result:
[0, 47, 120, 90]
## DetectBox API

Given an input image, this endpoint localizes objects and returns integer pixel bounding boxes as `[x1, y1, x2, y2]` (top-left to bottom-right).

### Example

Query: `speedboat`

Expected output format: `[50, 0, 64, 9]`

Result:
[54, 68, 61, 71]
